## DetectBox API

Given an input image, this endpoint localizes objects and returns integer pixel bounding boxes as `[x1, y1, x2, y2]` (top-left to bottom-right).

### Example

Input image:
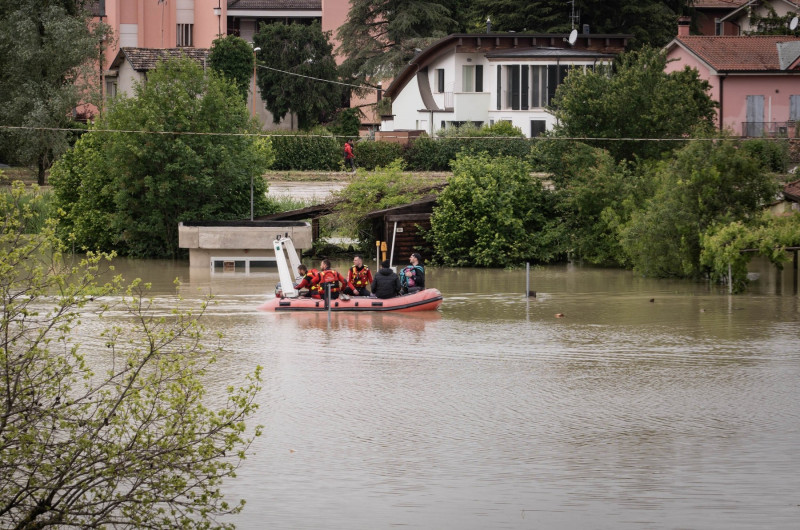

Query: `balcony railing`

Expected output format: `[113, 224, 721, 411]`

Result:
[741, 121, 799, 138]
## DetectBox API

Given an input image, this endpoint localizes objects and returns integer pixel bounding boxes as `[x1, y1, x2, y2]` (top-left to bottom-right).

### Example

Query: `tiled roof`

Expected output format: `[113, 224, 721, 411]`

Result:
[785, 179, 800, 203]
[115, 48, 210, 71]
[692, 0, 748, 8]
[227, 0, 321, 9]
[674, 35, 800, 71]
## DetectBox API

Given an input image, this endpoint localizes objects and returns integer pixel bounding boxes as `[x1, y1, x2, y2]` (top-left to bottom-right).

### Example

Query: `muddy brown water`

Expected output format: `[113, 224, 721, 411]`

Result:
[81, 257, 799, 529]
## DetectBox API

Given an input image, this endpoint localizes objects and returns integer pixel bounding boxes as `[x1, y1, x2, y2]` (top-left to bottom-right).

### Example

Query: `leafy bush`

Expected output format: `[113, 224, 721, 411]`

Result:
[0, 179, 55, 235]
[353, 140, 404, 170]
[701, 213, 800, 292]
[328, 108, 361, 139]
[330, 160, 437, 242]
[740, 138, 789, 173]
[269, 131, 342, 170]
[430, 153, 556, 267]
[405, 123, 530, 171]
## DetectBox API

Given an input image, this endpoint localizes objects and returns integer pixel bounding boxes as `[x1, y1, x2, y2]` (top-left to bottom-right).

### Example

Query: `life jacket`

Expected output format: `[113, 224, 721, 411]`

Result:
[318, 269, 341, 293]
[350, 265, 371, 287]
[305, 269, 323, 293]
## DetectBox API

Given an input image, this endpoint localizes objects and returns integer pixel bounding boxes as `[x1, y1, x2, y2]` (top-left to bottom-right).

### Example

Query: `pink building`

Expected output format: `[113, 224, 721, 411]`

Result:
[665, 32, 800, 136]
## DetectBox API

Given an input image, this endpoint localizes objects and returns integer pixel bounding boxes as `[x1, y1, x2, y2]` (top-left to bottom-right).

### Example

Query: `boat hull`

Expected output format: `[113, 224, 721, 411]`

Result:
[258, 288, 443, 312]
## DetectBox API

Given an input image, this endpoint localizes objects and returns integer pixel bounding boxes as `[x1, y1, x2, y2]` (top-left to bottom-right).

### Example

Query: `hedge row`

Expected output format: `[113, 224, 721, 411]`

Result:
[268, 132, 532, 172]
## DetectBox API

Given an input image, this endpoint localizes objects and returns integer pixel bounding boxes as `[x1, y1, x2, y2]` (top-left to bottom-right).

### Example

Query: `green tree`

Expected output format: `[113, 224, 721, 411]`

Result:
[336, 0, 461, 89]
[253, 21, 342, 130]
[618, 138, 779, 278]
[532, 141, 647, 265]
[430, 154, 555, 267]
[469, 0, 693, 48]
[0, 0, 110, 185]
[701, 212, 800, 292]
[550, 47, 717, 162]
[51, 57, 274, 258]
[209, 34, 255, 102]
[0, 182, 262, 528]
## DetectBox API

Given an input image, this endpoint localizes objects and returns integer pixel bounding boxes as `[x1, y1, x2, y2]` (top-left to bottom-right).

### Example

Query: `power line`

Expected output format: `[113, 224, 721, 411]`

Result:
[0, 125, 795, 142]
[256, 64, 379, 91]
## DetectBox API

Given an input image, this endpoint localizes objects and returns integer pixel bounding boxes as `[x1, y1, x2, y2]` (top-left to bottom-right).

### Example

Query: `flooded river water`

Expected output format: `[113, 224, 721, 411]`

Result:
[96, 258, 799, 529]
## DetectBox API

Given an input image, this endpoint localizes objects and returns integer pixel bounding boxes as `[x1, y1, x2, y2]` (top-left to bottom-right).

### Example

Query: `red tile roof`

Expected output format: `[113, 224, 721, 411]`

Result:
[785, 179, 800, 203]
[674, 35, 800, 71]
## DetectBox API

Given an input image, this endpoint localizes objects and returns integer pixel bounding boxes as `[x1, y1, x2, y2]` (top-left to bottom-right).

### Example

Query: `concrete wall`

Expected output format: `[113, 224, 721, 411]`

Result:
[179, 222, 312, 269]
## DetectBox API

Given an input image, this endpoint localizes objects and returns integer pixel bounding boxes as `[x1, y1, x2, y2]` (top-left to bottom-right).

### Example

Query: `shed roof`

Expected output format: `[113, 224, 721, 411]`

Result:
[784, 178, 800, 203]
[110, 47, 210, 71]
[669, 35, 800, 71]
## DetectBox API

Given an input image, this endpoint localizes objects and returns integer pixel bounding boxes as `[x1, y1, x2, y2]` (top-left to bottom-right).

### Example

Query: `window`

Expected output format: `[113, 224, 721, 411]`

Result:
[531, 120, 547, 137]
[461, 65, 483, 92]
[177, 23, 193, 47]
[790, 95, 800, 122]
[715, 18, 721, 36]
[105, 79, 117, 100]
[436, 69, 445, 93]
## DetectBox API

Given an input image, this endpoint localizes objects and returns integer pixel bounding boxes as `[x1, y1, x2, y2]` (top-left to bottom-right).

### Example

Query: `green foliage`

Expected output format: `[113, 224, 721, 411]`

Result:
[468, 0, 693, 48]
[551, 47, 717, 162]
[253, 21, 342, 129]
[740, 138, 790, 173]
[540, 142, 647, 265]
[746, 4, 800, 36]
[353, 140, 405, 170]
[336, 0, 460, 89]
[0, 0, 112, 184]
[405, 124, 530, 171]
[328, 108, 362, 139]
[619, 138, 779, 278]
[269, 131, 341, 170]
[701, 213, 800, 292]
[0, 180, 55, 234]
[0, 184, 262, 528]
[51, 57, 273, 258]
[209, 34, 256, 102]
[430, 154, 555, 267]
[331, 160, 436, 240]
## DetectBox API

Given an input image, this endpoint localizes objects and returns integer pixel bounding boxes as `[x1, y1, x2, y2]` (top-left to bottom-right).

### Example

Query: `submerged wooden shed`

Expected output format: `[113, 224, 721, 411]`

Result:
[364, 194, 439, 263]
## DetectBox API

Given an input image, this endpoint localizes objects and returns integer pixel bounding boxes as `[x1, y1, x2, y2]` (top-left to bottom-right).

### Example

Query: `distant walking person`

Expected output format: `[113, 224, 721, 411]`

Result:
[344, 139, 356, 173]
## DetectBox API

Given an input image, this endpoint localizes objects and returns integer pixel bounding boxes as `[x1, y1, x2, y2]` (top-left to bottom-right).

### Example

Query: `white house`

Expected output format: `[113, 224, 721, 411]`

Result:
[717, 0, 800, 35]
[380, 33, 629, 138]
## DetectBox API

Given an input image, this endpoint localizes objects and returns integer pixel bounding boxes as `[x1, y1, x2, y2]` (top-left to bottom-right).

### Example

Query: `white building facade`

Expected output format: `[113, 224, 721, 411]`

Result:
[382, 33, 629, 138]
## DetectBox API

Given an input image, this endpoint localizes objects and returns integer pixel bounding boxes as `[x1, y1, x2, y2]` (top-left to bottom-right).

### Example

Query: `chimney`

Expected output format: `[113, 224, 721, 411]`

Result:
[677, 16, 691, 37]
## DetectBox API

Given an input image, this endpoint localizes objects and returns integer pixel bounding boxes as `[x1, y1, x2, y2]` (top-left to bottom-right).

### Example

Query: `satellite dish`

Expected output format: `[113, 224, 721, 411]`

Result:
[568, 28, 578, 45]
[790, 16, 799, 31]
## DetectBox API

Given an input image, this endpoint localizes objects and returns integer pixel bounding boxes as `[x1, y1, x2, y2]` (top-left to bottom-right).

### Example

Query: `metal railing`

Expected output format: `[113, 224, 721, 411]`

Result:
[741, 121, 799, 138]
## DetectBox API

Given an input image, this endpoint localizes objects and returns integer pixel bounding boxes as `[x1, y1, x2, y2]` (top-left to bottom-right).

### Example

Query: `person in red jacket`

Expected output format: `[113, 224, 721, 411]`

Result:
[293, 264, 320, 298]
[317, 259, 354, 300]
[343, 254, 373, 297]
[343, 139, 356, 173]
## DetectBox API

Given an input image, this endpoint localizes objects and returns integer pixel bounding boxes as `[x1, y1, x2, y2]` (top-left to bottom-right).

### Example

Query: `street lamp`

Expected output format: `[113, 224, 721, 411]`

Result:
[213, 1, 222, 37]
[251, 47, 261, 221]
[252, 47, 261, 118]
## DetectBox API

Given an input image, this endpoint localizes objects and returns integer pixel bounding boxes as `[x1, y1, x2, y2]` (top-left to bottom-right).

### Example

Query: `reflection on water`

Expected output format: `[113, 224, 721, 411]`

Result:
[88, 258, 800, 529]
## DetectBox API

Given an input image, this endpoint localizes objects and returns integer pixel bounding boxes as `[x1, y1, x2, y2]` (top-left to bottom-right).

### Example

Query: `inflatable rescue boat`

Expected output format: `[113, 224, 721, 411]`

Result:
[259, 236, 443, 313]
